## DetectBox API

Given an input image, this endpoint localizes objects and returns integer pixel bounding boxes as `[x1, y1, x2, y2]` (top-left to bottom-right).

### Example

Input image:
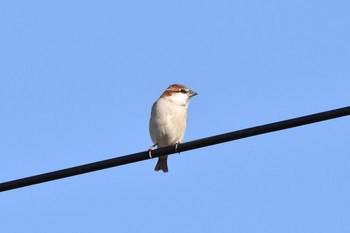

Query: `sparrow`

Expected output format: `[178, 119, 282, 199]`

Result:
[149, 84, 198, 172]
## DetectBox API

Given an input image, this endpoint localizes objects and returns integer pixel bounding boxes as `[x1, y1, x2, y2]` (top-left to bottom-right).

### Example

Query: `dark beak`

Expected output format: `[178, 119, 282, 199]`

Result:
[189, 90, 198, 97]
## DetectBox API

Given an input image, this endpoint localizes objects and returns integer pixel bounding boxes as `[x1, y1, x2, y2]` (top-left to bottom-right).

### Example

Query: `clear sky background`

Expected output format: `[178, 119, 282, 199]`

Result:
[1, 1, 349, 232]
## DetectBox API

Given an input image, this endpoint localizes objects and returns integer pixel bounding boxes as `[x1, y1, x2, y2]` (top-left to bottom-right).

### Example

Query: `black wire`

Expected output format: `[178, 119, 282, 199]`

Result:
[1, 106, 349, 192]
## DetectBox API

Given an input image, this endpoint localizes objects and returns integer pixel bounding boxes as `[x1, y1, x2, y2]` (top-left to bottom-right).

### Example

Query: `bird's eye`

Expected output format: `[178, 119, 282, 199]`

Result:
[180, 89, 188, 94]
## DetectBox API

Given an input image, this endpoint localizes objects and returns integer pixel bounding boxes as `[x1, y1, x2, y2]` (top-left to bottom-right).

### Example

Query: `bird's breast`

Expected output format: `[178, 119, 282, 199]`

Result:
[149, 99, 188, 147]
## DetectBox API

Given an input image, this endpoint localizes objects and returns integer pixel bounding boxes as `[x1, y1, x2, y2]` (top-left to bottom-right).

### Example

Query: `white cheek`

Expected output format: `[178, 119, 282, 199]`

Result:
[172, 93, 189, 106]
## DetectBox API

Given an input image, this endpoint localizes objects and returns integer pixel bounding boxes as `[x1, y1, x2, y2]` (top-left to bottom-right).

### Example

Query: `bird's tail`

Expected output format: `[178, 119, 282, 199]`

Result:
[154, 155, 168, 173]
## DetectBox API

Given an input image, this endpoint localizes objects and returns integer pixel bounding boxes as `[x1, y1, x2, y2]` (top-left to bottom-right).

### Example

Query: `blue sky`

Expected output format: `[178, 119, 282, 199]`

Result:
[1, 1, 349, 232]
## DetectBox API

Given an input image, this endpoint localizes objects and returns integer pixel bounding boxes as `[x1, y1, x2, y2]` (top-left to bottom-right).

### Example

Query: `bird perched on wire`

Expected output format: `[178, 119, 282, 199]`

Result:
[149, 84, 198, 172]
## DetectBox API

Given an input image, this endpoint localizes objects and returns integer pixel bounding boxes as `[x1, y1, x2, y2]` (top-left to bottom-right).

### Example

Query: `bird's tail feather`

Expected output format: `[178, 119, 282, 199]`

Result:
[154, 155, 168, 173]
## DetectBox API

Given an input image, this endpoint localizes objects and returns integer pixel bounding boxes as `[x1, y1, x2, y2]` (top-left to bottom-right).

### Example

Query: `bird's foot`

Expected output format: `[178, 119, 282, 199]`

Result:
[148, 144, 157, 159]
[174, 142, 181, 154]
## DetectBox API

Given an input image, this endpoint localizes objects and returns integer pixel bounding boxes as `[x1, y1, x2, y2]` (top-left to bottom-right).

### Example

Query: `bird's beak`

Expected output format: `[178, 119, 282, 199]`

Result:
[189, 90, 198, 97]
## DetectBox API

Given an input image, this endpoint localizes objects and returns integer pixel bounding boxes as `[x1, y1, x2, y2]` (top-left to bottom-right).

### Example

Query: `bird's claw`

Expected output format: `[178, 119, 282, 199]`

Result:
[148, 144, 156, 159]
[174, 142, 180, 154]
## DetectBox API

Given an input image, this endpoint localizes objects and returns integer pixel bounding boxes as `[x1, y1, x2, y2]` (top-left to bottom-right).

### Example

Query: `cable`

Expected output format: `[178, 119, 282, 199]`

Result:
[1, 106, 349, 192]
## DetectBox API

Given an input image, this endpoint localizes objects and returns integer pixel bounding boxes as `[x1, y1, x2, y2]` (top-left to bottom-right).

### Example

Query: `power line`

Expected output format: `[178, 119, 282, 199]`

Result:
[1, 106, 349, 192]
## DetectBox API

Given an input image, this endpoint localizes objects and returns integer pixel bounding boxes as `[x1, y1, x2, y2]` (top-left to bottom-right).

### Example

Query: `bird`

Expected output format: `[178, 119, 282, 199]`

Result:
[149, 84, 197, 172]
